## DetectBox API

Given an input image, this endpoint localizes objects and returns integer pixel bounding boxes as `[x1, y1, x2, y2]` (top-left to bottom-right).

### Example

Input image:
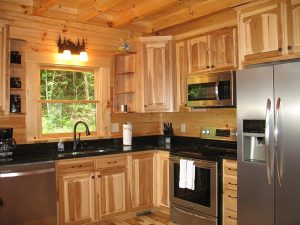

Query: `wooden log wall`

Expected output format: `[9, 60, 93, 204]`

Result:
[162, 109, 237, 137]
[0, 4, 141, 144]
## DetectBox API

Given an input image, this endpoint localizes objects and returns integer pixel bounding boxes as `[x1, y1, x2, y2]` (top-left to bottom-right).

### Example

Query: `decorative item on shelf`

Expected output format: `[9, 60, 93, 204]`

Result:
[118, 38, 131, 52]
[57, 35, 88, 62]
[120, 104, 128, 113]
[10, 77, 21, 88]
[10, 94, 21, 113]
[10, 51, 21, 64]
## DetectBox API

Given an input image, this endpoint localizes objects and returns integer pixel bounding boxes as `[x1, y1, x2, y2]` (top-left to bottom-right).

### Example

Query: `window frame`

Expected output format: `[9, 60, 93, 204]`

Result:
[37, 65, 100, 138]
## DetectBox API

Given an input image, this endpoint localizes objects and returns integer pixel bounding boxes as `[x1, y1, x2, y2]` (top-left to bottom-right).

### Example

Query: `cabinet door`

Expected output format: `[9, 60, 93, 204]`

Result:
[211, 28, 237, 71]
[96, 167, 127, 219]
[0, 21, 9, 114]
[131, 153, 155, 211]
[176, 41, 189, 111]
[286, 0, 300, 53]
[143, 42, 171, 112]
[239, 1, 283, 62]
[156, 152, 170, 207]
[59, 172, 96, 225]
[187, 35, 210, 73]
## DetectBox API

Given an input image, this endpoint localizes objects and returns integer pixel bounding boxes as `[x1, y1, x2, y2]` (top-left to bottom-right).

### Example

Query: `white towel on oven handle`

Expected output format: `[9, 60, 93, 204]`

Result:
[179, 159, 187, 188]
[186, 160, 195, 190]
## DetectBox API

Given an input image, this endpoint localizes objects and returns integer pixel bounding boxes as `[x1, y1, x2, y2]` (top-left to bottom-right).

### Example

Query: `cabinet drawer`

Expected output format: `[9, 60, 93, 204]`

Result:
[224, 209, 237, 225]
[224, 160, 237, 176]
[224, 189, 237, 212]
[96, 156, 127, 169]
[224, 174, 237, 191]
[57, 160, 94, 174]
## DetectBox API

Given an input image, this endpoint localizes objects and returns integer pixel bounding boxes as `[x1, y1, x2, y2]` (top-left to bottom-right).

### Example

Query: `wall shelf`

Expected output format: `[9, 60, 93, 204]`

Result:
[113, 52, 136, 113]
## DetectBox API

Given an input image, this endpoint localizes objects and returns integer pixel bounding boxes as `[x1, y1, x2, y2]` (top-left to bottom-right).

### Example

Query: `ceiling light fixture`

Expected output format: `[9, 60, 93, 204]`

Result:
[57, 35, 88, 62]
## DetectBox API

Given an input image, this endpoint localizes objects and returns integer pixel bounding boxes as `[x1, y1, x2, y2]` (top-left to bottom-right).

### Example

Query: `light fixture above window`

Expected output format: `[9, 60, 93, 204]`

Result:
[57, 35, 88, 62]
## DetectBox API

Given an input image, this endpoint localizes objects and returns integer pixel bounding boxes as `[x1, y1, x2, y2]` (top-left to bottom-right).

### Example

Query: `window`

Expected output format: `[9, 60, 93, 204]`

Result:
[39, 68, 98, 135]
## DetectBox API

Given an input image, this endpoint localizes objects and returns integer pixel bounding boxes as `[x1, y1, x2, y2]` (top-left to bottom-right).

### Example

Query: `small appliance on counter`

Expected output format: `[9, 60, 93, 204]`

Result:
[10, 51, 21, 64]
[10, 94, 21, 113]
[123, 123, 132, 146]
[0, 128, 16, 157]
[163, 122, 174, 144]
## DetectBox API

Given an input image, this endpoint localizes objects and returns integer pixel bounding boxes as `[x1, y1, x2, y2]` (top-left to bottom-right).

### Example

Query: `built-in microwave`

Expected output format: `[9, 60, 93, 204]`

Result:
[187, 71, 236, 108]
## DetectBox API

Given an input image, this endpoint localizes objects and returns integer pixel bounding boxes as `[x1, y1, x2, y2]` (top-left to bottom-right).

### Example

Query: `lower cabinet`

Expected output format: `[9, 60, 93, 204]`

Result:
[58, 172, 96, 225]
[157, 152, 170, 207]
[57, 151, 170, 225]
[96, 166, 127, 219]
[130, 152, 155, 211]
[223, 159, 237, 225]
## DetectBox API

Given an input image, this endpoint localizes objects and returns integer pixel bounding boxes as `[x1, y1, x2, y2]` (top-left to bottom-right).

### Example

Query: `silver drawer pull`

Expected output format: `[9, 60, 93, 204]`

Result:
[71, 165, 83, 168]
[228, 182, 237, 186]
[107, 161, 117, 164]
[228, 168, 237, 171]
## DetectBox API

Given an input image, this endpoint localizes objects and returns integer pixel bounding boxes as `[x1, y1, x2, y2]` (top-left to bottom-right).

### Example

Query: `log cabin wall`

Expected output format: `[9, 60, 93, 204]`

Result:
[0, 3, 141, 144]
[162, 109, 237, 138]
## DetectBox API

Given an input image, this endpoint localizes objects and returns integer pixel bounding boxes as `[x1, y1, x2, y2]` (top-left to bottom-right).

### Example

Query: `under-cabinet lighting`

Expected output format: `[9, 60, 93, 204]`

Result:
[79, 51, 88, 62]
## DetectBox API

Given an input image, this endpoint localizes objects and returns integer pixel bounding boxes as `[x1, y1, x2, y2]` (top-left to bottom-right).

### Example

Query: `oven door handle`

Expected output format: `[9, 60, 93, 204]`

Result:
[171, 205, 216, 222]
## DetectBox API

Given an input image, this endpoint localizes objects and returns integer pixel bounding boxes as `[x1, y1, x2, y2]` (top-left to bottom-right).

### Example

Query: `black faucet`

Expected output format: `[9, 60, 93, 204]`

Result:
[73, 121, 91, 151]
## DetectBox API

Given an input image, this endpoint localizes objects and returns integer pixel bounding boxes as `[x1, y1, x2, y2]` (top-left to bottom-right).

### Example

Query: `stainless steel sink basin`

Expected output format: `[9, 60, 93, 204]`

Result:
[57, 148, 116, 158]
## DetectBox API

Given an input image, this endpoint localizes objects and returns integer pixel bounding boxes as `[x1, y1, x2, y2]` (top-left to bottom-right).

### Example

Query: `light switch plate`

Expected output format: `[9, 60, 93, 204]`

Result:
[180, 123, 186, 133]
[111, 123, 119, 132]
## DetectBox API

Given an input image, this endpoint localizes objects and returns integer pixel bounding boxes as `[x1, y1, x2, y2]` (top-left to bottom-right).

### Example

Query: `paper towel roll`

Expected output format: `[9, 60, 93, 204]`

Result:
[123, 123, 132, 146]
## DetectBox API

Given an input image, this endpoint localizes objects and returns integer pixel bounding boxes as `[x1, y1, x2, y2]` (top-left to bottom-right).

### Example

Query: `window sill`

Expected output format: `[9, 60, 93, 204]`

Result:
[27, 134, 113, 144]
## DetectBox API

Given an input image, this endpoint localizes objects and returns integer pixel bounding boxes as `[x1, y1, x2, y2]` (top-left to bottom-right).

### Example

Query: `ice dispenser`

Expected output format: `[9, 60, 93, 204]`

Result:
[243, 120, 266, 163]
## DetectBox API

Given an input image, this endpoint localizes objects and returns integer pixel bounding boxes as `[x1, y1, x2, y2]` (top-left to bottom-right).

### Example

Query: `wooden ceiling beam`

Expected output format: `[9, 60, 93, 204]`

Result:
[33, 0, 59, 16]
[151, 0, 254, 32]
[112, 0, 183, 28]
[78, 0, 123, 22]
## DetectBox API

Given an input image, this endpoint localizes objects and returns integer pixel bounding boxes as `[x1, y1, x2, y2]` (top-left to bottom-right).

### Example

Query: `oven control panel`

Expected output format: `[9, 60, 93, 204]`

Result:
[201, 127, 237, 141]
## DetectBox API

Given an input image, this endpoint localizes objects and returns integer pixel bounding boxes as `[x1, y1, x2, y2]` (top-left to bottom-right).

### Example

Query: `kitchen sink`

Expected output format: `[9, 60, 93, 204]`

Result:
[57, 148, 117, 158]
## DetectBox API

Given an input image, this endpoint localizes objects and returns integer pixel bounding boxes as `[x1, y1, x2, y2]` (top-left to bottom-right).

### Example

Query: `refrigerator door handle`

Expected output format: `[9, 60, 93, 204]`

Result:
[275, 97, 282, 187]
[265, 98, 272, 185]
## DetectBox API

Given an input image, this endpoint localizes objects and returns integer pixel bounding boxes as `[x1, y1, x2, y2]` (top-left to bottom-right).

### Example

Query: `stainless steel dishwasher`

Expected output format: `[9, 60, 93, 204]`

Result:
[0, 161, 57, 225]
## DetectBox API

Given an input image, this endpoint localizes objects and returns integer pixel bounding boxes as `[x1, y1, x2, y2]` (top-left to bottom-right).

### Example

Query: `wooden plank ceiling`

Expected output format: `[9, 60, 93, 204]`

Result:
[3, 0, 255, 33]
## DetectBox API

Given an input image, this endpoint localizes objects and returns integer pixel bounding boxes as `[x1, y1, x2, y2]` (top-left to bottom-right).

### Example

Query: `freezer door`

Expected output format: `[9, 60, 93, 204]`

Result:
[237, 66, 274, 225]
[274, 62, 300, 225]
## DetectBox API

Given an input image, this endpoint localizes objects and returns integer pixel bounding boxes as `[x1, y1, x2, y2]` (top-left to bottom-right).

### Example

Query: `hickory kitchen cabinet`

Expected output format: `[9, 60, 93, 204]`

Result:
[223, 159, 238, 225]
[136, 36, 176, 112]
[95, 155, 128, 219]
[286, 0, 300, 54]
[175, 41, 189, 112]
[237, 0, 300, 66]
[186, 27, 237, 74]
[156, 151, 170, 207]
[129, 152, 156, 211]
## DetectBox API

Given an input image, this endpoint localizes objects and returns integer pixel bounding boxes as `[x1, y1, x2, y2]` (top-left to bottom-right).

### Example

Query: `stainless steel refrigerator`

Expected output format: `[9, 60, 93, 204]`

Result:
[237, 61, 300, 225]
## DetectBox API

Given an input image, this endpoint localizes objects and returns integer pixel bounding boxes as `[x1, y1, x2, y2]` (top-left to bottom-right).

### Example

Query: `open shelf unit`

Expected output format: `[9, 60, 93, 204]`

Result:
[9, 39, 26, 115]
[113, 52, 136, 113]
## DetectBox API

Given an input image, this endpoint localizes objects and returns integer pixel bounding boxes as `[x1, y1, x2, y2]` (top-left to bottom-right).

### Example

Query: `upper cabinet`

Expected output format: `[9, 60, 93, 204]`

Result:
[186, 27, 237, 74]
[237, 0, 300, 66]
[175, 41, 189, 111]
[210, 28, 237, 71]
[137, 36, 175, 112]
[187, 35, 210, 73]
[286, 0, 300, 54]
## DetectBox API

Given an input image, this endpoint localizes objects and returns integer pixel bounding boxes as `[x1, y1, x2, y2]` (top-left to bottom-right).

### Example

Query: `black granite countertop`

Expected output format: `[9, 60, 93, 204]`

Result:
[0, 136, 237, 166]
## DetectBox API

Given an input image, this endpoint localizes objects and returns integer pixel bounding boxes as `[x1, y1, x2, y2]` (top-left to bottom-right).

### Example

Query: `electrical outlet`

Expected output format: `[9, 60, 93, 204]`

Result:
[180, 123, 186, 133]
[111, 123, 119, 132]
